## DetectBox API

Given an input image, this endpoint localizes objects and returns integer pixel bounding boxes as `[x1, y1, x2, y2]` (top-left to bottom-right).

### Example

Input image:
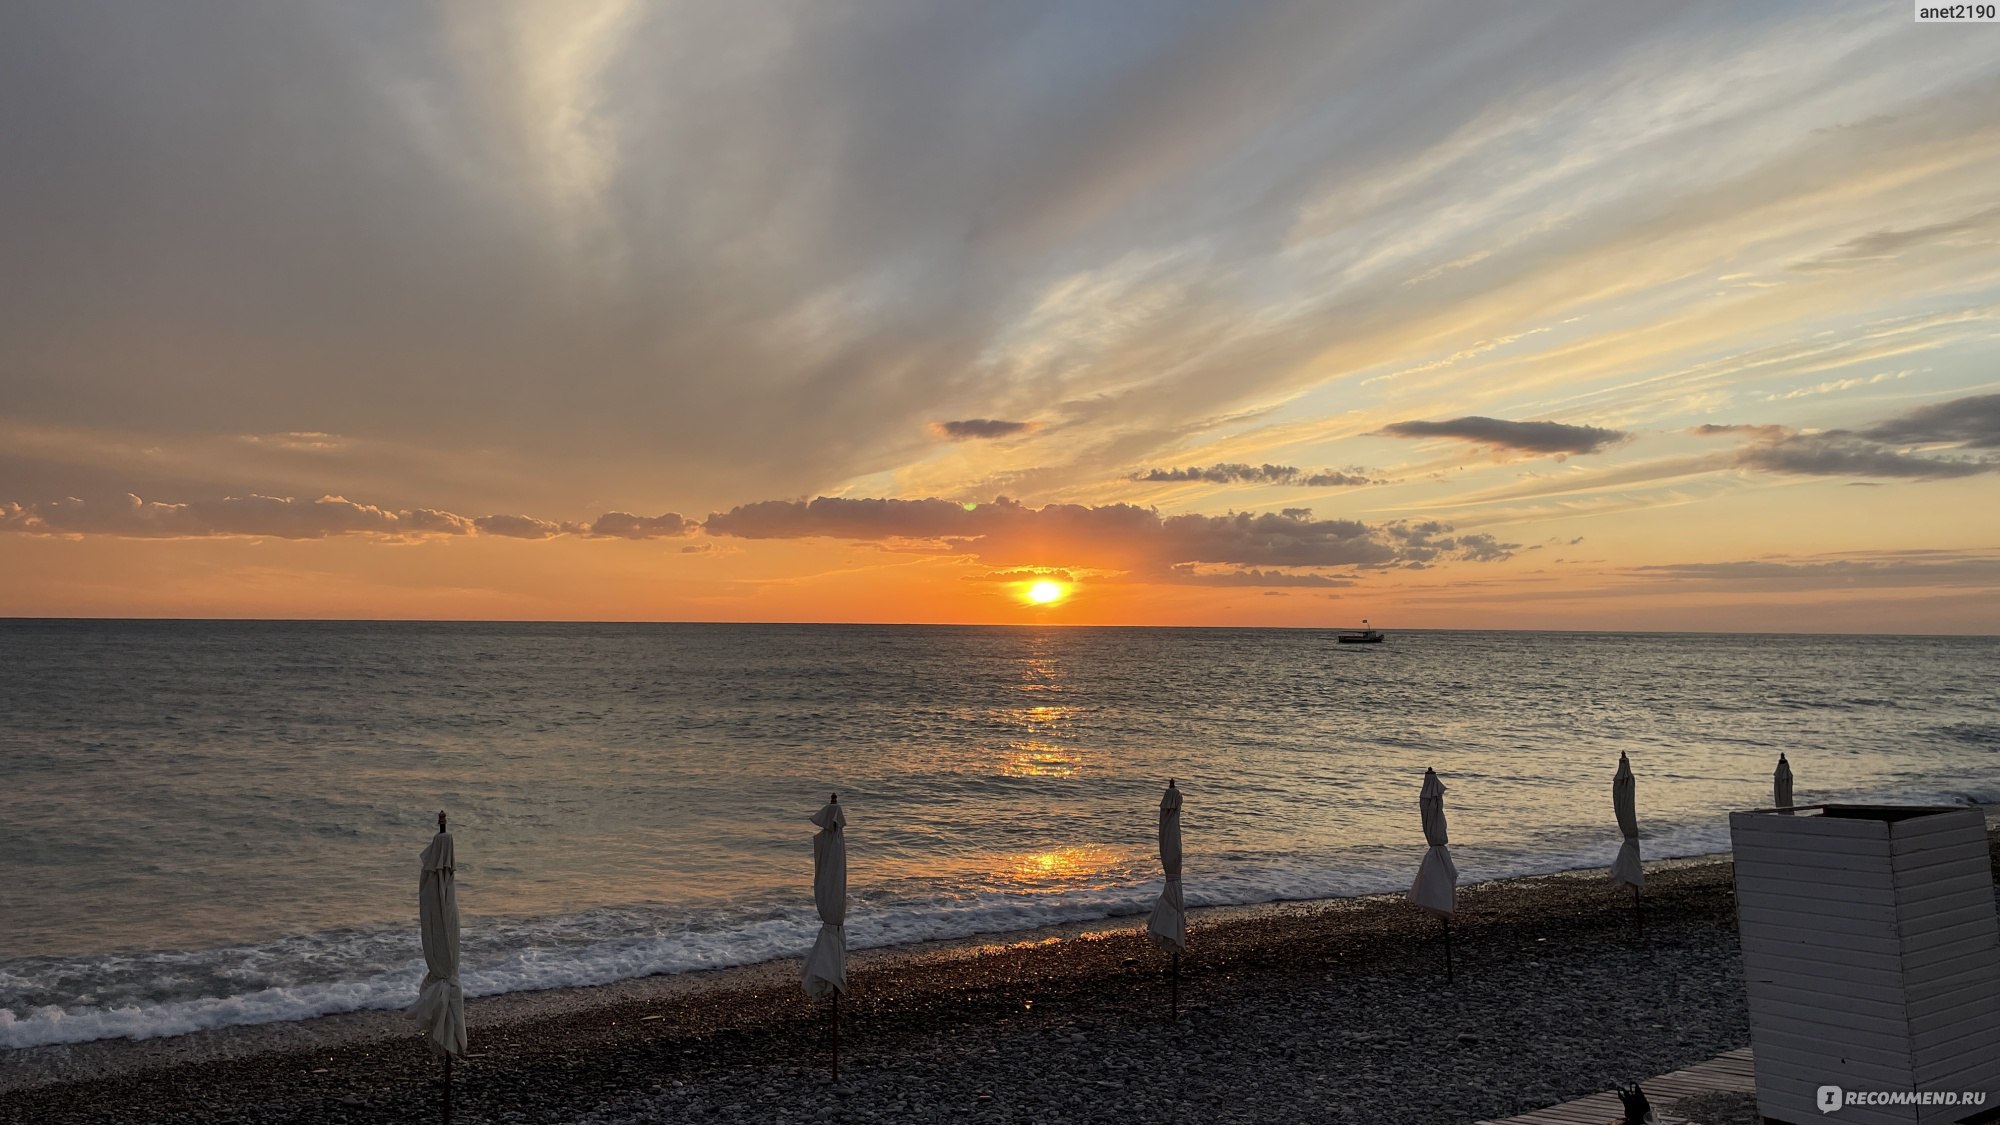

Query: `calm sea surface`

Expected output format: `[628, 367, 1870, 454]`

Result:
[2, 621, 1996, 1048]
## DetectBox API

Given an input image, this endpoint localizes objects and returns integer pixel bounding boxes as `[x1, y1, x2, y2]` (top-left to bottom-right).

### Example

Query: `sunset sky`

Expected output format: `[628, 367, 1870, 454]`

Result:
[4, 1, 1998, 630]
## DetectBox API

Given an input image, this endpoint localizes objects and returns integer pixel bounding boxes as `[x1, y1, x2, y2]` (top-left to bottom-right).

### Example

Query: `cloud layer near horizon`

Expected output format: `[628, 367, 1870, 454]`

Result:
[0, 495, 697, 542]
[707, 496, 1515, 577]
[1, 490, 1514, 586]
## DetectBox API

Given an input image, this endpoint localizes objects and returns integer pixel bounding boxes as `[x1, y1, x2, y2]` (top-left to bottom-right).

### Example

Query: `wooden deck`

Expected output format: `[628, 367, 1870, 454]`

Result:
[1476, 1046, 1756, 1125]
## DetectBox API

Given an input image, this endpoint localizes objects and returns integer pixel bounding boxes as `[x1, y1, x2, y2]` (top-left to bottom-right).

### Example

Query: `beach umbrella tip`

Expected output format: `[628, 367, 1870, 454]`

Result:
[437, 810, 447, 833]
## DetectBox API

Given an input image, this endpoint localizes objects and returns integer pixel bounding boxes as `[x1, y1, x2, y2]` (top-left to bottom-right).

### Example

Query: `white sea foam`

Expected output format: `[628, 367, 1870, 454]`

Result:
[13, 795, 1982, 1051]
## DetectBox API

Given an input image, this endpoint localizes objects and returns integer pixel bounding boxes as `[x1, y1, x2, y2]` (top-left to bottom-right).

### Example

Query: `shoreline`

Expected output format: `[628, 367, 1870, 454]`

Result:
[0, 852, 1732, 1095]
[5, 836, 1992, 1124]
[3, 854, 1755, 1124]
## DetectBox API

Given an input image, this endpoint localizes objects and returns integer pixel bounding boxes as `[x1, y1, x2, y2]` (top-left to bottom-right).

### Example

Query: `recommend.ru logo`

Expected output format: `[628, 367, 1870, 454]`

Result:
[1816, 1084, 1989, 1113]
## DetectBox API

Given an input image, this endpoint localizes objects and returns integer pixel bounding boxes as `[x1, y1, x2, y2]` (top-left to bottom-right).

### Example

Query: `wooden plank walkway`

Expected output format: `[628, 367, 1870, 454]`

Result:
[1476, 1046, 1756, 1125]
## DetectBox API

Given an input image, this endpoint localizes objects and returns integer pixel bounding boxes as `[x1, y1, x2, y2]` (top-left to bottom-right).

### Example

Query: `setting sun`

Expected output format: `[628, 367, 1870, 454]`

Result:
[1025, 580, 1067, 605]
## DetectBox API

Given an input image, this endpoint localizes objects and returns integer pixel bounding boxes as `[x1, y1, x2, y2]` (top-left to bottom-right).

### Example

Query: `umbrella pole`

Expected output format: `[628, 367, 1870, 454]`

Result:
[1633, 885, 1644, 938]
[1442, 918, 1454, 984]
[1170, 952, 1179, 1022]
[443, 1053, 452, 1125]
[831, 992, 840, 1082]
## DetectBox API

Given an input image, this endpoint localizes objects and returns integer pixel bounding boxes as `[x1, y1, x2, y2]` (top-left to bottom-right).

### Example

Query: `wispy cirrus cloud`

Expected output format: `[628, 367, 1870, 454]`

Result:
[1147, 565, 1356, 588]
[1692, 423, 1787, 439]
[235, 431, 351, 453]
[9, 0, 1994, 528]
[1631, 551, 2000, 589]
[1789, 205, 2000, 271]
[1761, 369, 1911, 403]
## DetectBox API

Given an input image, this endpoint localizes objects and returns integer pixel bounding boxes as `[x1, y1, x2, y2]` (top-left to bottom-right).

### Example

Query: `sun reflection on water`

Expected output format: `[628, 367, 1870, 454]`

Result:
[1018, 657, 1065, 693]
[1001, 740, 1080, 778]
[1005, 844, 1121, 892]
[989, 643, 1090, 778]
[1009, 704, 1080, 733]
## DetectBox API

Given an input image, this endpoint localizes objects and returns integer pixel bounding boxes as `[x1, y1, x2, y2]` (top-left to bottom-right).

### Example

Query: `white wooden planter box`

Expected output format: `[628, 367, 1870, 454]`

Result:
[1730, 805, 2000, 1125]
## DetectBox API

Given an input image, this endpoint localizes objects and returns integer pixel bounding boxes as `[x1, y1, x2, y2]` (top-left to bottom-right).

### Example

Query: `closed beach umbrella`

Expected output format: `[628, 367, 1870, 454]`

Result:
[1146, 780, 1186, 1020]
[411, 811, 464, 1124]
[1610, 752, 1644, 890]
[1408, 768, 1457, 915]
[803, 795, 847, 1077]
[1408, 768, 1458, 981]
[1147, 780, 1186, 952]
[1773, 752, 1794, 811]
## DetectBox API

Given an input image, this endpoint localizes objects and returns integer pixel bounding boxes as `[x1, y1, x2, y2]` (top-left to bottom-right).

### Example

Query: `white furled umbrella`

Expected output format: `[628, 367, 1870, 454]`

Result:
[1610, 752, 1644, 890]
[1773, 752, 1794, 812]
[1408, 768, 1457, 915]
[411, 810, 464, 1125]
[1407, 768, 1458, 981]
[1146, 779, 1186, 1020]
[803, 794, 847, 1078]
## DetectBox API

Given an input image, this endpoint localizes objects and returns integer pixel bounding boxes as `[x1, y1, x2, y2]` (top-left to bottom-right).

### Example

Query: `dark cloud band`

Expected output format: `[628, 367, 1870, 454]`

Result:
[1694, 394, 2000, 479]
[702, 494, 1515, 580]
[1134, 463, 1380, 487]
[933, 419, 1034, 440]
[1377, 416, 1630, 455]
[1858, 392, 2000, 450]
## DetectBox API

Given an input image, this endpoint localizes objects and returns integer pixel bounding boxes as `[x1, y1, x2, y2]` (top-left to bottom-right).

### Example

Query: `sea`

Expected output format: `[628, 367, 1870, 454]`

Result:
[2, 620, 1996, 1050]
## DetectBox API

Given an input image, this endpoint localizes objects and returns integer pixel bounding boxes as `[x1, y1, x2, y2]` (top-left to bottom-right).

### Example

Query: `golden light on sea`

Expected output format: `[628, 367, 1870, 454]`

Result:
[1008, 845, 1119, 890]
[1000, 740, 1081, 778]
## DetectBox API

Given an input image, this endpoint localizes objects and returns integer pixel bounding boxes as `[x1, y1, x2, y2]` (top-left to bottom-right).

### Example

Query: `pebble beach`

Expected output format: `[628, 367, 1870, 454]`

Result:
[0, 853, 1750, 1125]
[8, 832, 1994, 1125]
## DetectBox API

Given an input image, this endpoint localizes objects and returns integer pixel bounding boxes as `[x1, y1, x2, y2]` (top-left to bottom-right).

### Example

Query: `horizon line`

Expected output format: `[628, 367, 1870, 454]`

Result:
[2, 615, 1996, 640]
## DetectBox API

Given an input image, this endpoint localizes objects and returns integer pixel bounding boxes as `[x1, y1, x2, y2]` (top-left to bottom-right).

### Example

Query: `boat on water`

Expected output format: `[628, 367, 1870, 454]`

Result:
[1337, 619, 1385, 644]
